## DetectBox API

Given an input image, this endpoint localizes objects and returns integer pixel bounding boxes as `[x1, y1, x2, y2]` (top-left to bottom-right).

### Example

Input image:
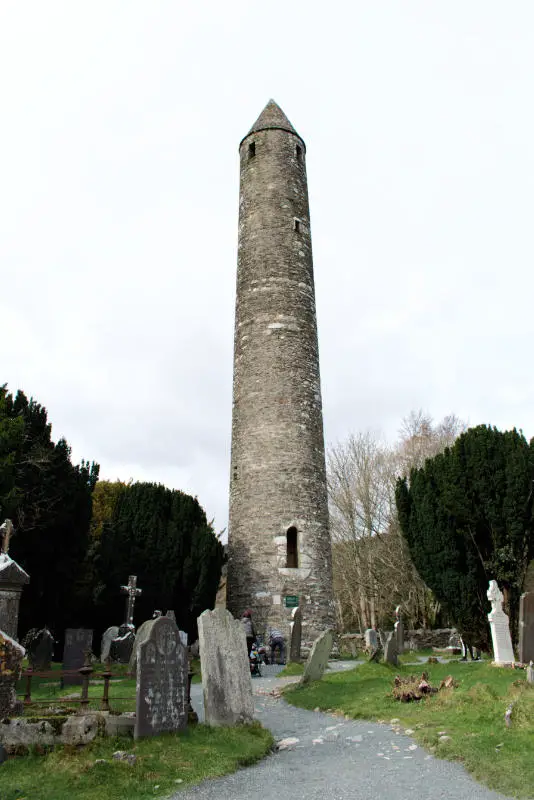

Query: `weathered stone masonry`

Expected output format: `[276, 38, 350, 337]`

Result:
[226, 100, 335, 639]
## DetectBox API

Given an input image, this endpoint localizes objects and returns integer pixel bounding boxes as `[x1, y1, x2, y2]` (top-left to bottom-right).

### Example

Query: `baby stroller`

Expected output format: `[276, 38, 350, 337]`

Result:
[249, 641, 262, 677]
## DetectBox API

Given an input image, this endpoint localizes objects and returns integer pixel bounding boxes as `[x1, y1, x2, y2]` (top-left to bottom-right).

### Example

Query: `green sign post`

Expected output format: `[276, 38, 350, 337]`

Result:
[284, 595, 299, 608]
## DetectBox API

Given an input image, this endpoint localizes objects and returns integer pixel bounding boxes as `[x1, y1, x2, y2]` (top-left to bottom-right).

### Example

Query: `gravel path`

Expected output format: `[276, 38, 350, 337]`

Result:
[172, 662, 512, 800]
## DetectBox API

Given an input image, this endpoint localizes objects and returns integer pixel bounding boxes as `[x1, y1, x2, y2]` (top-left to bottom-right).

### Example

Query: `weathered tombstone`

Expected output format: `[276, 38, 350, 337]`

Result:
[197, 608, 253, 726]
[364, 628, 378, 651]
[110, 624, 136, 664]
[519, 591, 534, 664]
[487, 580, 515, 663]
[448, 630, 462, 649]
[0, 520, 30, 641]
[128, 618, 157, 676]
[135, 615, 188, 739]
[179, 630, 188, 647]
[300, 629, 334, 685]
[384, 631, 399, 666]
[25, 628, 54, 670]
[100, 625, 119, 662]
[62, 628, 93, 686]
[0, 629, 25, 719]
[289, 606, 302, 663]
[394, 606, 404, 653]
[527, 661, 534, 684]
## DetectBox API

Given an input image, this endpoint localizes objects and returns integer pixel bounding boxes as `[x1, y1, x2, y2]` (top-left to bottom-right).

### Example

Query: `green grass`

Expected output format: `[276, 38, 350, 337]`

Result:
[277, 662, 304, 677]
[0, 723, 273, 800]
[284, 660, 534, 799]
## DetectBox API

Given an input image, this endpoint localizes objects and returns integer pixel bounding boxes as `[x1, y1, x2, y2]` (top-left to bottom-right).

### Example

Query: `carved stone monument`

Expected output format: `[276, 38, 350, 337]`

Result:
[0, 520, 29, 641]
[519, 591, 534, 664]
[487, 580, 515, 663]
[23, 628, 54, 670]
[0, 630, 25, 720]
[128, 618, 157, 677]
[100, 625, 119, 662]
[197, 608, 253, 726]
[62, 629, 93, 686]
[384, 631, 399, 666]
[135, 615, 188, 739]
[289, 606, 302, 663]
[300, 629, 333, 685]
[109, 575, 143, 664]
[394, 606, 404, 653]
[364, 628, 377, 650]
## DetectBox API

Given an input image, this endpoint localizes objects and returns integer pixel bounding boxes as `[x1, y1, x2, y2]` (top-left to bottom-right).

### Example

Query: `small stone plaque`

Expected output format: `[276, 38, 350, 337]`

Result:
[62, 628, 93, 686]
[135, 616, 188, 739]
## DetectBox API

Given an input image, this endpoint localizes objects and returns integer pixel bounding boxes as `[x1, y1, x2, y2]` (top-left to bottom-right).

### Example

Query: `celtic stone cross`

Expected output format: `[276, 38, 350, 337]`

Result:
[120, 574, 142, 627]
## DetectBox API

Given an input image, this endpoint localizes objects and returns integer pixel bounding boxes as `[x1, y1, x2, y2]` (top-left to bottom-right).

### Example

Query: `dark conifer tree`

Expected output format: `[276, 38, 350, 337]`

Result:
[396, 425, 534, 648]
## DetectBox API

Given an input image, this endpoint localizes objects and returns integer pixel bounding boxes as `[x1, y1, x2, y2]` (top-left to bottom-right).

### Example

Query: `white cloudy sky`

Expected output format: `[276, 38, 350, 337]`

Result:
[2, 2, 533, 535]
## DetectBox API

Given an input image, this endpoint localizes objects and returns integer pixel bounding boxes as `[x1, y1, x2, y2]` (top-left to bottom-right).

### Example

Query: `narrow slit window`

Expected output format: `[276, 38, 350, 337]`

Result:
[294, 219, 301, 233]
[248, 141, 256, 158]
[286, 526, 298, 568]
[296, 144, 302, 161]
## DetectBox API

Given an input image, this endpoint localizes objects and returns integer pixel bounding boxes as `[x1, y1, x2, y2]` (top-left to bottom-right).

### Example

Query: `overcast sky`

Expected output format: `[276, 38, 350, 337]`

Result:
[2, 2, 533, 535]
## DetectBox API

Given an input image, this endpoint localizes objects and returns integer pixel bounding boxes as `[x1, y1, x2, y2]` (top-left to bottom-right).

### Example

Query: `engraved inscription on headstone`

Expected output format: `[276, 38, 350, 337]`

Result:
[487, 580, 515, 663]
[198, 608, 253, 726]
[135, 616, 188, 739]
[519, 591, 534, 664]
[289, 606, 302, 663]
[62, 628, 93, 686]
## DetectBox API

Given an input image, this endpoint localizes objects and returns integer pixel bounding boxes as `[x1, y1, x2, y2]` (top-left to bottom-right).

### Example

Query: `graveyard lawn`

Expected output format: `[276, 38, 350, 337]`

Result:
[284, 660, 534, 799]
[0, 722, 273, 800]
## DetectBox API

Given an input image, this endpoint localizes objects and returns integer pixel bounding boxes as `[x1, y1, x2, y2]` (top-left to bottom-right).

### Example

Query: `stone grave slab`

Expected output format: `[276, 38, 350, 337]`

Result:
[198, 608, 253, 726]
[62, 628, 93, 686]
[26, 628, 54, 670]
[289, 606, 302, 663]
[100, 625, 119, 662]
[384, 631, 399, 666]
[519, 591, 534, 664]
[110, 624, 135, 664]
[487, 580, 515, 663]
[0, 629, 25, 719]
[135, 616, 188, 739]
[300, 629, 333, 685]
[128, 619, 156, 676]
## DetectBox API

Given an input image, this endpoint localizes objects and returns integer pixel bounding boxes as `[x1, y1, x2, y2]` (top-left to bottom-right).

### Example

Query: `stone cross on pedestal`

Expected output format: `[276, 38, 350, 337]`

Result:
[121, 575, 142, 626]
[0, 519, 14, 554]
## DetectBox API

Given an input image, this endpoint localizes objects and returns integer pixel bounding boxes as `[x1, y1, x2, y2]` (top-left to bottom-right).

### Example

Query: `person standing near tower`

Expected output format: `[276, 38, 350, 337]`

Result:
[227, 100, 335, 642]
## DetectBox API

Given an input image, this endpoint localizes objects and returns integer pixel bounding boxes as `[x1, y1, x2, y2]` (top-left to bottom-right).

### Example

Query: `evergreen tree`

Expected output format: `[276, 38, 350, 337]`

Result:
[0, 386, 99, 638]
[96, 482, 223, 640]
[396, 425, 534, 648]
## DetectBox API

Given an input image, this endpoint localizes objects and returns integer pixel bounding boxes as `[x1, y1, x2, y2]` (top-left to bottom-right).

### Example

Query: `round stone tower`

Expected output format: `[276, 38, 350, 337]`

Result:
[226, 100, 334, 640]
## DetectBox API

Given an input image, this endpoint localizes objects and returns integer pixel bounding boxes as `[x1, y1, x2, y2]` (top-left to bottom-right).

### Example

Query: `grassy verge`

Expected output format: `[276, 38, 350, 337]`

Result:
[0, 722, 273, 800]
[277, 662, 304, 677]
[284, 660, 534, 799]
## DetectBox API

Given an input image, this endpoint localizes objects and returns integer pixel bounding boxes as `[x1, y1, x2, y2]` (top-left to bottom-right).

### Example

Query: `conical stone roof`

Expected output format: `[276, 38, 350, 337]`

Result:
[241, 100, 304, 146]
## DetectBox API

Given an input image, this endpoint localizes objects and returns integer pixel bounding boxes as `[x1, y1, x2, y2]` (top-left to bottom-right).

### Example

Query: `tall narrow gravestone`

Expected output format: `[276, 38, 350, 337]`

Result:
[487, 580, 515, 663]
[300, 629, 333, 685]
[519, 591, 534, 664]
[135, 616, 188, 739]
[198, 608, 253, 726]
[289, 606, 302, 663]
[62, 629, 93, 686]
[0, 520, 29, 641]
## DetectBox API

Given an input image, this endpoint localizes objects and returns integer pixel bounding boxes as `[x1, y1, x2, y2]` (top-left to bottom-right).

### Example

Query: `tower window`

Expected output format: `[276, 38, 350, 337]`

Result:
[286, 526, 298, 568]
[248, 141, 256, 158]
[296, 144, 302, 161]
[294, 219, 301, 233]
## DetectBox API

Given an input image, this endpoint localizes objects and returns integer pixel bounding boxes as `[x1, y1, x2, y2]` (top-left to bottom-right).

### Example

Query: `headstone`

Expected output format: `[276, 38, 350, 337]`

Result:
[62, 628, 93, 686]
[179, 630, 188, 647]
[519, 591, 534, 664]
[0, 521, 30, 641]
[109, 624, 136, 664]
[487, 580, 515, 663]
[384, 631, 399, 666]
[289, 606, 302, 663]
[394, 606, 404, 653]
[527, 661, 534, 684]
[135, 616, 188, 739]
[0, 629, 25, 720]
[197, 608, 253, 726]
[448, 630, 462, 649]
[364, 628, 378, 650]
[25, 628, 54, 670]
[300, 629, 334, 685]
[100, 625, 119, 662]
[128, 618, 157, 676]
